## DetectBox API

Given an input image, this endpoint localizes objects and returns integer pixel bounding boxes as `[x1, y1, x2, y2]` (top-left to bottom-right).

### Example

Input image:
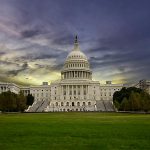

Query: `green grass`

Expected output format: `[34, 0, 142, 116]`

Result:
[0, 112, 150, 150]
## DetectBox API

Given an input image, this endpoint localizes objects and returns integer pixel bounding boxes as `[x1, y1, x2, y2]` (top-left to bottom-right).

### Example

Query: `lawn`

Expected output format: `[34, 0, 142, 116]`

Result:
[0, 112, 150, 150]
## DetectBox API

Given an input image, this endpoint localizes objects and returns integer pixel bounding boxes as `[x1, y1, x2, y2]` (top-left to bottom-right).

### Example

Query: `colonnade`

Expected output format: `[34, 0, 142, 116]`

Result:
[61, 85, 89, 99]
[61, 71, 92, 79]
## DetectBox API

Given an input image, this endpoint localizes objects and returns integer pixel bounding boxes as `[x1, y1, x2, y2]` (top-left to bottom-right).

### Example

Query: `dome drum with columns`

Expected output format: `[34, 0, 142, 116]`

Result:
[61, 36, 92, 80]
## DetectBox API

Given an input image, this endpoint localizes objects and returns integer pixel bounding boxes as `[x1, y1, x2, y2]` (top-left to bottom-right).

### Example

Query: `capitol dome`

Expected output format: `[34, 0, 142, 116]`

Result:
[66, 39, 88, 61]
[61, 36, 92, 80]
[66, 50, 87, 61]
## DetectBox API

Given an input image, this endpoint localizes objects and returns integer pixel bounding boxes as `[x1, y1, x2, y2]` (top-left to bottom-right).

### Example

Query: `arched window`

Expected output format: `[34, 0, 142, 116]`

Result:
[61, 102, 63, 106]
[83, 102, 85, 106]
[66, 102, 69, 106]
[77, 102, 80, 106]
[88, 102, 91, 106]
[56, 102, 58, 106]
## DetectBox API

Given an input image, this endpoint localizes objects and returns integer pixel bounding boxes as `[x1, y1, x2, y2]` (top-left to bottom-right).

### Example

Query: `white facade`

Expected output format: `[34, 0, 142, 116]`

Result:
[100, 83, 123, 101]
[0, 82, 20, 94]
[44, 36, 124, 112]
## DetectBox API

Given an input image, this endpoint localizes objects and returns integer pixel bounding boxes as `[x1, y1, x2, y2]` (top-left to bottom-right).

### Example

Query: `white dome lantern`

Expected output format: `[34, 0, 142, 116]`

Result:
[66, 35, 88, 62]
[61, 36, 92, 80]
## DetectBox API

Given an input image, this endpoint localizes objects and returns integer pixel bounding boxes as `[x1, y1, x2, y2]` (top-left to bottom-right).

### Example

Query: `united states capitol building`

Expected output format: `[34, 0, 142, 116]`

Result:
[1, 37, 149, 112]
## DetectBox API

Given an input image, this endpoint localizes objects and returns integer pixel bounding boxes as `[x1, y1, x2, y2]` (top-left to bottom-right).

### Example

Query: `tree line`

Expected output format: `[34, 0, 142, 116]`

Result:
[113, 87, 150, 112]
[0, 91, 34, 112]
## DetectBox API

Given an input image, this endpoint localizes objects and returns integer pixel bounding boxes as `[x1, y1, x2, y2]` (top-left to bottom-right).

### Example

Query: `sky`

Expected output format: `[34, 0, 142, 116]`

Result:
[0, 0, 150, 86]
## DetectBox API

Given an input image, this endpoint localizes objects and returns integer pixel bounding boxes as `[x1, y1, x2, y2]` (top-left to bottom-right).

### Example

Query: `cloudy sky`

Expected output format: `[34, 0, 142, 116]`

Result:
[0, 0, 150, 86]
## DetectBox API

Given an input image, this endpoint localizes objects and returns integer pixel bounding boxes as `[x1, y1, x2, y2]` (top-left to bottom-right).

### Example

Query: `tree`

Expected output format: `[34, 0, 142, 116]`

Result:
[140, 91, 150, 112]
[113, 100, 120, 111]
[113, 87, 143, 105]
[120, 97, 129, 111]
[26, 94, 34, 106]
[17, 92, 27, 112]
[0, 91, 27, 112]
[113, 87, 150, 112]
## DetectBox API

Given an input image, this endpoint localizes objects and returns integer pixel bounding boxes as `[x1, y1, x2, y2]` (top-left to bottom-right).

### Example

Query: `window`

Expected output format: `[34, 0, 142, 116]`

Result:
[77, 102, 80, 106]
[66, 102, 69, 106]
[61, 102, 63, 106]
[83, 102, 85, 106]
[88, 102, 91, 106]
[72, 102, 74, 106]
[56, 102, 58, 106]
[109, 92, 111, 96]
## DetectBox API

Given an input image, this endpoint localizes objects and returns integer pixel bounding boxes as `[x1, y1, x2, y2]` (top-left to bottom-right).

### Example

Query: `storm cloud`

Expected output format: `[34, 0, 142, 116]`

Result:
[0, 0, 150, 85]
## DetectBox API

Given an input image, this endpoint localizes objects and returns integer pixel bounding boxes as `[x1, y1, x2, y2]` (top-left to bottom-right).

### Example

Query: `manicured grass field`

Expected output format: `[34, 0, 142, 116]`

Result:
[0, 112, 150, 150]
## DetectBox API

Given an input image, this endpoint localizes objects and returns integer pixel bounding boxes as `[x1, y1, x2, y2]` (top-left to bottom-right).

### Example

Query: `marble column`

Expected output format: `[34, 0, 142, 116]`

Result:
[81, 85, 83, 99]
[72, 85, 74, 100]
[61, 86, 63, 98]
[67, 85, 69, 99]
